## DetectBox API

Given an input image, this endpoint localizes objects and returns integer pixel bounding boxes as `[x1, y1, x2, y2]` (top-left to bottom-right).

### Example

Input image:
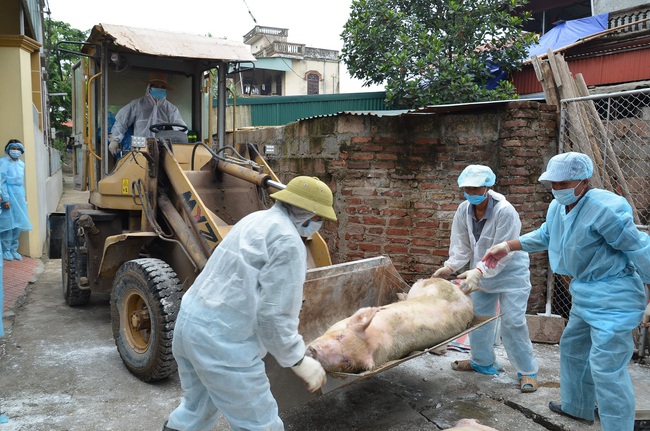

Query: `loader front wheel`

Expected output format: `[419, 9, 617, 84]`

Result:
[111, 258, 183, 382]
[61, 221, 91, 306]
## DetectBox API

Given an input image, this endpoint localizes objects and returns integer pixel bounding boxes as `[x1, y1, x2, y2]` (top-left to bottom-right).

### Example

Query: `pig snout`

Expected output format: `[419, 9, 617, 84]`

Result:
[305, 337, 355, 372]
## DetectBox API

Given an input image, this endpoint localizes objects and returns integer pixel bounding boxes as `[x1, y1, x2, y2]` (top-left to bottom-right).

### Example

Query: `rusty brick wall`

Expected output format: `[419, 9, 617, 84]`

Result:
[231, 100, 557, 313]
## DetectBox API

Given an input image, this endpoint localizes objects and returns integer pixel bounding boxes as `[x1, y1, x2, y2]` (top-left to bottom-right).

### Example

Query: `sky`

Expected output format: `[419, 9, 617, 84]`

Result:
[44, 0, 384, 93]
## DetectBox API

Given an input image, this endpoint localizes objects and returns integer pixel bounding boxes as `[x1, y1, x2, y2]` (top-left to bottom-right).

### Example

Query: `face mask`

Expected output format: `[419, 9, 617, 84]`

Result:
[285, 204, 315, 229]
[552, 183, 581, 206]
[296, 219, 323, 237]
[464, 192, 487, 205]
[8, 149, 22, 159]
[150, 88, 167, 99]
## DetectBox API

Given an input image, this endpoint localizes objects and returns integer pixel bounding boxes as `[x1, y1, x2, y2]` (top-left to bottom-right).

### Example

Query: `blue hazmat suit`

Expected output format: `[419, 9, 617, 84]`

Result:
[0, 167, 6, 335]
[0, 242, 4, 337]
[166, 201, 308, 431]
[520, 189, 650, 431]
[110, 86, 186, 151]
[0, 150, 32, 260]
[444, 190, 538, 375]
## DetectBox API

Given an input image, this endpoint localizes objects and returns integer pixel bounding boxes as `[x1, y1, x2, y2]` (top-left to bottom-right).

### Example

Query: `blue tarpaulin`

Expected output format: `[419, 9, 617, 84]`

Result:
[526, 13, 609, 59]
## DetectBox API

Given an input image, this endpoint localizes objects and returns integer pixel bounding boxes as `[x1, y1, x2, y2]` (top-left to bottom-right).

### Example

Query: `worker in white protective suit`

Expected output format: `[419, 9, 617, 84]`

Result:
[0, 140, 32, 261]
[108, 71, 186, 157]
[432, 164, 539, 392]
[163, 176, 337, 431]
[483, 152, 650, 430]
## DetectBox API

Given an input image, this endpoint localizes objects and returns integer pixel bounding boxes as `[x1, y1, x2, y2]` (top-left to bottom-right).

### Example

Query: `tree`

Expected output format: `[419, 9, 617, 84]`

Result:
[341, 0, 537, 108]
[43, 19, 88, 145]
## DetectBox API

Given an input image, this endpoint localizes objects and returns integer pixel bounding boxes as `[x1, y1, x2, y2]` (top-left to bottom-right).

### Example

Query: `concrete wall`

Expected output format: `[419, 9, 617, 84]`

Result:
[593, 0, 649, 14]
[229, 101, 558, 313]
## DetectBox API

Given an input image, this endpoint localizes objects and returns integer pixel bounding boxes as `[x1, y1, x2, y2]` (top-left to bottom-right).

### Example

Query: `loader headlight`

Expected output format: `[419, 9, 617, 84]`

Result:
[131, 136, 147, 149]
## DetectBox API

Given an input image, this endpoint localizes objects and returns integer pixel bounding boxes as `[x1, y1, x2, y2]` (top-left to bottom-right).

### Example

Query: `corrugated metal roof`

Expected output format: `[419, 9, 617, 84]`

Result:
[405, 98, 543, 114]
[295, 98, 545, 122]
[86, 23, 256, 63]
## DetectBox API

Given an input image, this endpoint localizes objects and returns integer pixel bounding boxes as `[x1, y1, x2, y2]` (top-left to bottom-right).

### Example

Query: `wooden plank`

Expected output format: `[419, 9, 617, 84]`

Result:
[547, 49, 562, 89]
[540, 62, 560, 111]
[531, 55, 544, 81]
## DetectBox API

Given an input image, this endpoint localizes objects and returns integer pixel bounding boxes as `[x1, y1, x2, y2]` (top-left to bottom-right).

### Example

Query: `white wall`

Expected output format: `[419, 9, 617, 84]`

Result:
[593, 0, 650, 14]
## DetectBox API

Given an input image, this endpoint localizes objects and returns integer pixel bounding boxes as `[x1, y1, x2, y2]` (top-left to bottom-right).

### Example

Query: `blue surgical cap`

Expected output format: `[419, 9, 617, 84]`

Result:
[457, 165, 496, 188]
[538, 152, 593, 183]
[5, 140, 24, 154]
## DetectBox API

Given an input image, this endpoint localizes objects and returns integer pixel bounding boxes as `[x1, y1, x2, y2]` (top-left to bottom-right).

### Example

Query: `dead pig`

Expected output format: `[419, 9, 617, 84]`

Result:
[306, 277, 474, 373]
[448, 418, 500, 430]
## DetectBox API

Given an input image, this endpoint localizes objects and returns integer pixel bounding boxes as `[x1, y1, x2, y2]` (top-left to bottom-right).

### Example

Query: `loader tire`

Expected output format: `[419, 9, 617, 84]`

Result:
[111, 258, 183, 382]
[61, 221, 91, 306]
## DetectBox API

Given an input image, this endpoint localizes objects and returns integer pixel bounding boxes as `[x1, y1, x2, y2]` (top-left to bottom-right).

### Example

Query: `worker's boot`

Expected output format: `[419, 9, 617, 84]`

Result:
[162, 421, 179, 431]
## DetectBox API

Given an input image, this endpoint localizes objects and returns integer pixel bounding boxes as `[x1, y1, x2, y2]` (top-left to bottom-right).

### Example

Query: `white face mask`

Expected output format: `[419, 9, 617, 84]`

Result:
[8, 149, 21, 159]
[296, 219, 323, 237]
[285, 204, 315, 229]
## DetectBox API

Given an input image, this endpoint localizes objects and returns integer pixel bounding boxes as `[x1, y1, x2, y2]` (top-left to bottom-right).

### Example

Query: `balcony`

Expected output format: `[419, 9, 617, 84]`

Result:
[244, 26, 289, 45]
[255, 41, 306, 59]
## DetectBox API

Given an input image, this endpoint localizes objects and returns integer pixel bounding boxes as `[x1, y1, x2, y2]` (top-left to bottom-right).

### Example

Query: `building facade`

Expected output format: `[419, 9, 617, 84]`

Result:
[0, 1, 62, 258]
[234, 26, 340, 97]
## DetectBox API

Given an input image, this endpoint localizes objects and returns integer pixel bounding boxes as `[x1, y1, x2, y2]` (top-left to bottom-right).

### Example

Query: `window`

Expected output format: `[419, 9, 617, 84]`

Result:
[307, 72, 321, 95]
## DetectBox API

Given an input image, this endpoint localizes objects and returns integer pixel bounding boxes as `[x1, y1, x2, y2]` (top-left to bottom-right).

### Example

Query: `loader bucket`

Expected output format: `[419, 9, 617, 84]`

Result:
[266, 255, 412, 411]
[264, 255, 499, 411]
[299, 255, 411, 343]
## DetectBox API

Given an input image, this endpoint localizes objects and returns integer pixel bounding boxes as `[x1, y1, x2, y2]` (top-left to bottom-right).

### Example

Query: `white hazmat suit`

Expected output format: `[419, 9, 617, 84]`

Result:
[166, 201, 309, 431]
[444, 190, 538, 376]
[110, 86, 186, 153]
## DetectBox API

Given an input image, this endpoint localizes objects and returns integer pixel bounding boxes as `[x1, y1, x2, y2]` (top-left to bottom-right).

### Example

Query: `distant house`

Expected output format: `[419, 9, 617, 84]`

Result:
[514, 1, 650, 96]
[233, 26, 340, 97]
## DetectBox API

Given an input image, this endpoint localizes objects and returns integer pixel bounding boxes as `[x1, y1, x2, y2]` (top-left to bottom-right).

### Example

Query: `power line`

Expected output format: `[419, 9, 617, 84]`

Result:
[242, 0, 258, 24]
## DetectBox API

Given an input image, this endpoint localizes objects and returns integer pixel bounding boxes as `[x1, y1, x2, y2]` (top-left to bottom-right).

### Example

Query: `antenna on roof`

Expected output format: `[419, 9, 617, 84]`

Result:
[242, 0, 258, 24]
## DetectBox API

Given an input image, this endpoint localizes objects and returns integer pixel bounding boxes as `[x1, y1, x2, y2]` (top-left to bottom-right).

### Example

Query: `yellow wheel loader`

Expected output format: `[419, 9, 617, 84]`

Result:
[56, 23, 493, 411]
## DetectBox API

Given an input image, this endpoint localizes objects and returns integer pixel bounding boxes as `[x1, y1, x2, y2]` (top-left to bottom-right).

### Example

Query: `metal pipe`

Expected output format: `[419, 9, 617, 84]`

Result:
[562, 87, 650, 103]
[216, 61, 227, 149]
[216, 159, 272, 187]
[266, 179, 285, 190]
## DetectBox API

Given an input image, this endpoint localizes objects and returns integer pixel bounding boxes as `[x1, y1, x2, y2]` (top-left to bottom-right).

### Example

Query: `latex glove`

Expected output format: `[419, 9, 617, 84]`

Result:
[482, 241, 511, 269]
[643, 302, 650, 327]
[291, 356, 326, 393]
[433, 265, 453, 279]
[457, 268, 483, 294]
[108, 140, 120, 156]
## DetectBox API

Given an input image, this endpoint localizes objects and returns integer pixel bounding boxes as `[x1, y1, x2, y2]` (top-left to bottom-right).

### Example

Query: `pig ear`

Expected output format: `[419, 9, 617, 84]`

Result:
[347, 307, 379, 332]
[396, 292, 408, 301]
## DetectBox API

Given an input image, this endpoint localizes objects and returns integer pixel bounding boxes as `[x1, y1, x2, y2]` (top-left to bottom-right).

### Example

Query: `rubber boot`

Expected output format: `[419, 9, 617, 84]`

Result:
[162, 421, 178, 431]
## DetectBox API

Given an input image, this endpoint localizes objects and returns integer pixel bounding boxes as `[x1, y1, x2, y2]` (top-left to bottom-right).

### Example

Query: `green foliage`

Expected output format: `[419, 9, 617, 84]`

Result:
[341, 0, 538, 108]
[44, 19, 88, 138]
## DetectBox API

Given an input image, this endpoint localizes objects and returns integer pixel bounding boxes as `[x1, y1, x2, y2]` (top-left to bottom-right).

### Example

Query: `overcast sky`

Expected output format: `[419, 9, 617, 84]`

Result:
[44, 0, 383, 93]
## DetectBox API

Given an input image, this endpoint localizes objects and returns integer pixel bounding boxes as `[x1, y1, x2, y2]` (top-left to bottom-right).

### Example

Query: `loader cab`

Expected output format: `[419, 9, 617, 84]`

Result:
[104, 68, 193, 157]
[68, 23, 254, 199]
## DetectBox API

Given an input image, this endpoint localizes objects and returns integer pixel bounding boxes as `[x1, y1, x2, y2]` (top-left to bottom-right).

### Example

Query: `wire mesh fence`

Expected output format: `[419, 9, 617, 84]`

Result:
[553, 88, 650, 319]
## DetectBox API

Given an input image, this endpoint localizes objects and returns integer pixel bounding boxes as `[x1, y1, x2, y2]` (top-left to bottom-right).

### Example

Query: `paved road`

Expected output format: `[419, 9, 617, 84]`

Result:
[1, 258, 649, 430]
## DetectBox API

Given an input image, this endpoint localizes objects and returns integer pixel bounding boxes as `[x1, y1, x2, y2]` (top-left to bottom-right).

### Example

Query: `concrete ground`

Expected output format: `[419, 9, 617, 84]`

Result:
[0, 176, 649, 430]
[2, 259, 650, 430]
